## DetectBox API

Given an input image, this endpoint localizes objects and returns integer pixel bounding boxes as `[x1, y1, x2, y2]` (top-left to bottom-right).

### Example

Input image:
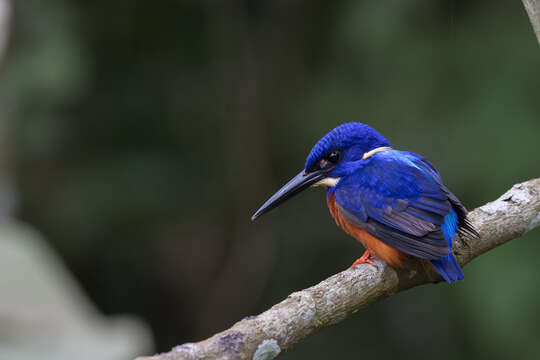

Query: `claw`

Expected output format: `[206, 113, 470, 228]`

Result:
[350, 250, 376, 268]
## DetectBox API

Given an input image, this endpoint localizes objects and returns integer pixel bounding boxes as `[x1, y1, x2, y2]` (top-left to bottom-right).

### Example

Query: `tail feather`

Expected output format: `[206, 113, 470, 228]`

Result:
[431, 253, 464, 282]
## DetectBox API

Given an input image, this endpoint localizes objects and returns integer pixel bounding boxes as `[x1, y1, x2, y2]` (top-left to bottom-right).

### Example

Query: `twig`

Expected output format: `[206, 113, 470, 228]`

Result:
[523, 0, 540, 45]
[138, 178, 540, 360]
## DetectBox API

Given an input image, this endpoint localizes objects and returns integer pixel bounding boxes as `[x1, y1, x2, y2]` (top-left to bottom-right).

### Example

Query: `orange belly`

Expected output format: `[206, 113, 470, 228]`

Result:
[327, 193, 406, 268]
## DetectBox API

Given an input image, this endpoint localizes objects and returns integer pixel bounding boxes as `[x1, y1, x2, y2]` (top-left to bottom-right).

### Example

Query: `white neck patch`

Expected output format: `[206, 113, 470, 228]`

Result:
[313, 177, 341, 188]
[362, 146, 392, 160]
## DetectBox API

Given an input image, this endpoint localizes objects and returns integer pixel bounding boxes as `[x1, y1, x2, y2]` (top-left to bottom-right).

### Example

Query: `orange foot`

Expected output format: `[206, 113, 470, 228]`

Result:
[350, 250, 376, 268]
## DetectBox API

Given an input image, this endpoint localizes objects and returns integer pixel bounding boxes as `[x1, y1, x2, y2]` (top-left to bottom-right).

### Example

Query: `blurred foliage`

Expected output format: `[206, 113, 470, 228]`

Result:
[1, 0, 540, 359]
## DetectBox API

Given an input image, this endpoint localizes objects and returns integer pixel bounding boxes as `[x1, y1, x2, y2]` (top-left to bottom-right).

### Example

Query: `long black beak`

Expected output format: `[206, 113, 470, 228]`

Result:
[251, 169, 326, 221]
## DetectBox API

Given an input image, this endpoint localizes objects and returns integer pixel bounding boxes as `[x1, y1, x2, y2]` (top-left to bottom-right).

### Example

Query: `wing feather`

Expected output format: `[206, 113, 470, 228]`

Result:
[333, 150, 467, 260]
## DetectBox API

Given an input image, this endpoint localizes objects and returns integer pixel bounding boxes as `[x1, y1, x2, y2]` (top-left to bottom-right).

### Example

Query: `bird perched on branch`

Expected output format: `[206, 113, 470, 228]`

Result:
[252, 122, 478, 282]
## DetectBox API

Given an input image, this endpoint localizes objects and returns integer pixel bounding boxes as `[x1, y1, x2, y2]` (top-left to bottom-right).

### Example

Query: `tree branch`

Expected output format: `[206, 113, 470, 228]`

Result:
[523, 0, 540, 45]
[138, 178, 540, 360]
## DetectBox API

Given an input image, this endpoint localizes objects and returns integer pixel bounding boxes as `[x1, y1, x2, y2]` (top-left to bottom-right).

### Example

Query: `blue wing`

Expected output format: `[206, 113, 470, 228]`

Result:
[333, 150, 465, 261]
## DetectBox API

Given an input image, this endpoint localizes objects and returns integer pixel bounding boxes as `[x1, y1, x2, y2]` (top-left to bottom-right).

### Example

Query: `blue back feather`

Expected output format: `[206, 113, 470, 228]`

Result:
[441, 209, 458, 247]
[431, 208, 464, 282]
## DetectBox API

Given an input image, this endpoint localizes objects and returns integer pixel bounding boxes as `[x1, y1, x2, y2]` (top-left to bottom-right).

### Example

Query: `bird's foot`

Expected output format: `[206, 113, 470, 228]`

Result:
[350, 250, 376, 268]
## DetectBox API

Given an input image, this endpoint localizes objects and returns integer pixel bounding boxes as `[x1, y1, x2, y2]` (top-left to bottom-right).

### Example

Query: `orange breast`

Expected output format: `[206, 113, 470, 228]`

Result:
[327, 193, 406, 268]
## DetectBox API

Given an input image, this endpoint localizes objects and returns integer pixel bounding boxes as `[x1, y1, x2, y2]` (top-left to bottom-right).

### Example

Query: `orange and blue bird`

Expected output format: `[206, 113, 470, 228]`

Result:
[251, 122, 478, 282]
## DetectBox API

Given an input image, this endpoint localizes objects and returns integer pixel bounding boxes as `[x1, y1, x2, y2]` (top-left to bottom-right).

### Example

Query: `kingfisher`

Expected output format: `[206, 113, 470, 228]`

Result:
[251, 122, 478, 282]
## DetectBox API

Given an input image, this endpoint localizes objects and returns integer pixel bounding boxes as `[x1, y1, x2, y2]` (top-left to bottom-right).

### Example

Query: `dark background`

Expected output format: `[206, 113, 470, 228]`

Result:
[2, 0, 540, 359]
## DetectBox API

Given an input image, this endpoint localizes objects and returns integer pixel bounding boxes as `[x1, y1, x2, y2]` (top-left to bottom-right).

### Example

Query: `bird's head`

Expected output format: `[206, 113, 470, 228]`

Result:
[251, 122, 391, 220]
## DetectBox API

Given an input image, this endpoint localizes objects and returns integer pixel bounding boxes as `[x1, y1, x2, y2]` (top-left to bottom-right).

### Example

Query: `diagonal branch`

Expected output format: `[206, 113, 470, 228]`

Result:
[523, 0, 540, 45]
[138, 178, 540, 360]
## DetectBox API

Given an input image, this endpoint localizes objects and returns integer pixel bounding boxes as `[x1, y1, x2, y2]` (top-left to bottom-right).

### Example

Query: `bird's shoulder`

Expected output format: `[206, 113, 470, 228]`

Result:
[340, 149, 443, 199]
[364, 149, 439, 176]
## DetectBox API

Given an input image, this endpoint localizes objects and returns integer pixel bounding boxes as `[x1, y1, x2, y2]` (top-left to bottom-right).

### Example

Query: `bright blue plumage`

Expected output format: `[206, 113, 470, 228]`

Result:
[441, 208, 458, 245]
[331, 150, 453, 260]
[431, 209, 464, 282]
[305, 122, 477, 282]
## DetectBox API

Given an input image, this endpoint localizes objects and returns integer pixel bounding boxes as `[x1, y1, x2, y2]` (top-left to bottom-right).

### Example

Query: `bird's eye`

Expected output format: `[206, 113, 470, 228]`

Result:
[314, 150, 340, 171]
[327, 150, 340, 164]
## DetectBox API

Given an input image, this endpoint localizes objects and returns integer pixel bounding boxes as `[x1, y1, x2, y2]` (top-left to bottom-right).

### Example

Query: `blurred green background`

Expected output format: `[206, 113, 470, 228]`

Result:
[1, 0, 540, 359]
